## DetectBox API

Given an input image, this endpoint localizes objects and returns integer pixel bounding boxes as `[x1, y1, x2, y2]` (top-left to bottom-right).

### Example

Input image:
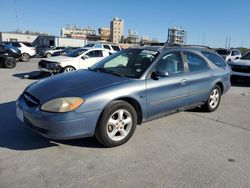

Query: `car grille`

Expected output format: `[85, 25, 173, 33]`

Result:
[231, 65, 250, 73]
[23, 92, 40, 107]
[38, 60, 49, 68]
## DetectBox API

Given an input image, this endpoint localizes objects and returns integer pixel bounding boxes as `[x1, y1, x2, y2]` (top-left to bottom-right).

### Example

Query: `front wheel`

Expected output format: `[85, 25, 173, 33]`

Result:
[201, 85, 221, 112]
[95, 101, 137, 147]
[62, 66, 76, 73]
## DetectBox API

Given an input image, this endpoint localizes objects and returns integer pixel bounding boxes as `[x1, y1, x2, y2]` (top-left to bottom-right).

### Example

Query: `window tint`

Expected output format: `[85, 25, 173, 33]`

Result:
[231, 50, 240, 56]
[156, 52, 184, 75]
[86, 50, 103, 57]
[111, 45, 120, 51]
[184, 52, 209, 72]
[22, 42, 33, 47]
[202, 51, 226, 68]
[12, 43, 21, 48]
[103, 45, 111, 50]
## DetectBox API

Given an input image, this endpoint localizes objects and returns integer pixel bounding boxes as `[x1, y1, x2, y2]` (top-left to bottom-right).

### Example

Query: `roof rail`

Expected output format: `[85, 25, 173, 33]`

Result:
[181, 45, 212, 50]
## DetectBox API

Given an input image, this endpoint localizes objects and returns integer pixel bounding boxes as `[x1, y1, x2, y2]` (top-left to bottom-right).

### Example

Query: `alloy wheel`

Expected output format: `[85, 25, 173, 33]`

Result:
[106, 109, 132, 141]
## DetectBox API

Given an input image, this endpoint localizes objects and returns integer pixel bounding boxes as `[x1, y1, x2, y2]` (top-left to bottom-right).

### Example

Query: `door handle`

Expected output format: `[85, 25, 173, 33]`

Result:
[180, 79, 188, 85]
[209, 73, 215, 78]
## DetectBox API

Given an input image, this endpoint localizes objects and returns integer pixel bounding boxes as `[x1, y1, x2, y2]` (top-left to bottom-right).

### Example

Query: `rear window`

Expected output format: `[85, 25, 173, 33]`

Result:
[202, 51, 226, 68]
[12, 43, 21, 48]
[111, 45, 120, 51]
[216, 49, 229, 55]
[22, 42, 33, 47]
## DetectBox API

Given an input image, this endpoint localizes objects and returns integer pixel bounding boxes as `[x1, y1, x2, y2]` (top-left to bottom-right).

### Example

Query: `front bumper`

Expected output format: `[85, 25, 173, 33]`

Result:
[17, 94, 101, 140]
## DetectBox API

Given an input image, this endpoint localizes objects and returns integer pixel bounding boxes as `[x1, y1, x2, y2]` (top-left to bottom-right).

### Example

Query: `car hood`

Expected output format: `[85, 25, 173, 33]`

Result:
[230, 59, 250, 66]
[26, 70, 130, 103]
[42, 56, 75, 63]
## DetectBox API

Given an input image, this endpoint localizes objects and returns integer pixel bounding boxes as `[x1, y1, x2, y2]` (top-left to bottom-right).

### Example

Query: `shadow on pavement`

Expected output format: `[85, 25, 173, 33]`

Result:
[0, 101, 102, 150]
[12, 71, 50, 80]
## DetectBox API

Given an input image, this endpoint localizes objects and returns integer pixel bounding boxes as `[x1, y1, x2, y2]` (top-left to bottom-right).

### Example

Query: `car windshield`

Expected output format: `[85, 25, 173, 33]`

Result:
[216, 49, 230, 55]
[90, 49, 158, 78]
[66, 48, 88, 57]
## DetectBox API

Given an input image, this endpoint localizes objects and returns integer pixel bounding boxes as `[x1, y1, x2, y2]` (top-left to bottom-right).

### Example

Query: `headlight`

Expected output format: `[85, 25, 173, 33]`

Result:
[47, 63, 59, 69]
[41, 97, 84, 112]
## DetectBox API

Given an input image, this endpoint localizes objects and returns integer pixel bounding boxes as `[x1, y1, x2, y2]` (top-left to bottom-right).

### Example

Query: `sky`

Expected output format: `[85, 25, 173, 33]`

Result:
[0, 0, 250, 48]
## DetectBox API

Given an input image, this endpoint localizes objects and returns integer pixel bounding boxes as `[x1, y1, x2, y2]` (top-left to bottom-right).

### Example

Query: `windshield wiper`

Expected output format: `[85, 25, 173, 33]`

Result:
[90, 68, 125, 78]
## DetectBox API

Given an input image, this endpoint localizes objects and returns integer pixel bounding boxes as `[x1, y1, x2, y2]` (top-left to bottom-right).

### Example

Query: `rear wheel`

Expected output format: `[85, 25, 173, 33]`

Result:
[63, 66, 75, 73]
[201, 85, 221, 112]
[21, 53, 30, 62]
[46, 53, 52, 58]
[95, 101, 137, 147]
[4, 59, 16, 69]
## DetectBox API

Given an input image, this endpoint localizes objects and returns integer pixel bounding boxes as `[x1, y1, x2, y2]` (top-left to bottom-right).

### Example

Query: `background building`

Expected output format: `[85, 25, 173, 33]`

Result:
[98, 27, 110, 41]
[110, 17, 124, 44]
[125, 30, 139, 44]
[0, 31, 48, 43]
[61, 25, 100, 41]
[167, 27, 187, 45]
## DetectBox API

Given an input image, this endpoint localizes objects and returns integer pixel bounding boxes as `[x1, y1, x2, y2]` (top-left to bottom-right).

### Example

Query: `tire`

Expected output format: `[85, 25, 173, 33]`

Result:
[4, 58, 16, 69]
[46, 53, 52, 58]
[201, 85, 221, 112]
[21, 53, 30, 62]
[227, 59, 231, 63]
[95, 100, 137, 147]
[62, 66, 76, 73]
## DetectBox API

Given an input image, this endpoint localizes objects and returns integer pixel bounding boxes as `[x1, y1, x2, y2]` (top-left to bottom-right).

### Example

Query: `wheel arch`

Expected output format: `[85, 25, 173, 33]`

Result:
[215, 82, 224, 94]
[100, 97, 143, 125]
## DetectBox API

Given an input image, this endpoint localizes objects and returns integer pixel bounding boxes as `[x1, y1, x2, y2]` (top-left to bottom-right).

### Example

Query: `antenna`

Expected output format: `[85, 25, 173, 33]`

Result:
[14, 0, 19, 31]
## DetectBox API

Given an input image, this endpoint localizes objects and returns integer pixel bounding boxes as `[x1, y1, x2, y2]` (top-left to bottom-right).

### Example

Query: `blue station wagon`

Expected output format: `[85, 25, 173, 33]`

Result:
[16, 45, 231, 147]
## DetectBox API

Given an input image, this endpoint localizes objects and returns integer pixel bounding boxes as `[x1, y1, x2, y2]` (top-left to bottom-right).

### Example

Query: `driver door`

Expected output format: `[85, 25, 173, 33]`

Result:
[146, 51, 189, 118]
[80, 50, 104, 69]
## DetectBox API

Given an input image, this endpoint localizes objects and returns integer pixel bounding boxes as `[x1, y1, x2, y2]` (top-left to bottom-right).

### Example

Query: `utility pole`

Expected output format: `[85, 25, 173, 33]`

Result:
[225, 36, 228, 49]
[14, 0, 19, 31]
[228, 37, 231, 49]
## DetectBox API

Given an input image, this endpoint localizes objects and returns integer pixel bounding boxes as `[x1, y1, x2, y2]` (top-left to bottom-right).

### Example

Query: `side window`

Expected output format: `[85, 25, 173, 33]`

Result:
[111, 45, 120, 51]
[12, 43, 21, 48]
[202, 51, 226, 68]
[103, 45, 111, 50]
[156, 51, 184, 75]
[86, 50, 103, 58]
[183, 52, 209, 72]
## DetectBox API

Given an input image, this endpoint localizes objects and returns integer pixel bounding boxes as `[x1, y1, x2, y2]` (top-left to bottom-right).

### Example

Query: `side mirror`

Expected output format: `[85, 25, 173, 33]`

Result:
[156, 70, 169, 77]
[235, 57, 239, 60]
[82, 55, 89, 60]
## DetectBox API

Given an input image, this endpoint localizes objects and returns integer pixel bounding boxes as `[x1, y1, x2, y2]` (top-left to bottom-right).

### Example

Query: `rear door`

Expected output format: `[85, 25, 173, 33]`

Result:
[182, 50, 213, 106]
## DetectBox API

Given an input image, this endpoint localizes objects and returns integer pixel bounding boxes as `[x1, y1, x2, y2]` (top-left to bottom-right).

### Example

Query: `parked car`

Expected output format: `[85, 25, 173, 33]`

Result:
[42, 46, 67, 58]
[229, 51, 250, 78]
[0, 56, 16, 69]
[2, 42, 36, 62]
[84, 43, 121, 53]
[38, 48, 112, 73]
[0, 44, 21, 60]
[17, 45, 231, 147]
[216, 48, 241, 63]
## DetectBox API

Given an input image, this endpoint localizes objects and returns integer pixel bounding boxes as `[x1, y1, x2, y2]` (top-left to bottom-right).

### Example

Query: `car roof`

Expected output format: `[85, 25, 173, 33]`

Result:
[130, 45, 215, 53]
[79, 47, 112, 52]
